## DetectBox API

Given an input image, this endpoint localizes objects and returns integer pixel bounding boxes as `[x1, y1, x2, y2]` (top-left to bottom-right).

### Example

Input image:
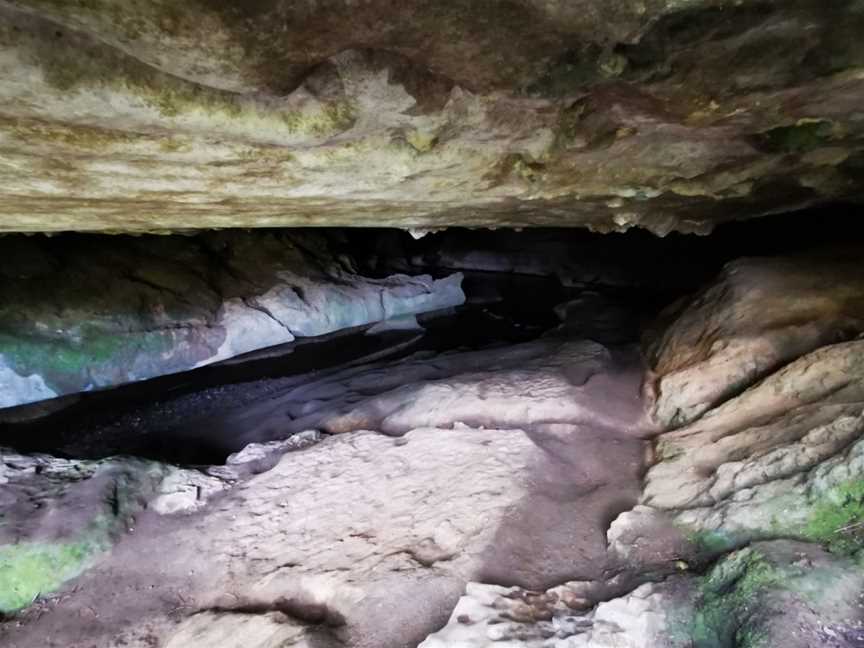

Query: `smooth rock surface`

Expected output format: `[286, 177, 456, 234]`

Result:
[1, 1, 863, 233]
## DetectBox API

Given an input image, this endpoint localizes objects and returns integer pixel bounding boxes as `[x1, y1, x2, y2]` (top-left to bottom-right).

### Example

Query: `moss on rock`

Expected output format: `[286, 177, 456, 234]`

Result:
[0, 327, 173, 395]
[690, 548, 781, 648]
[803, 479, 864, 556]
[0, 538, 103, 613]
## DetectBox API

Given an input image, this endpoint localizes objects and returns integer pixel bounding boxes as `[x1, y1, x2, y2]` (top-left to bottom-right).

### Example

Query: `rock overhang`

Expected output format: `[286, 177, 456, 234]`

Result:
[0, 0, 862, 234]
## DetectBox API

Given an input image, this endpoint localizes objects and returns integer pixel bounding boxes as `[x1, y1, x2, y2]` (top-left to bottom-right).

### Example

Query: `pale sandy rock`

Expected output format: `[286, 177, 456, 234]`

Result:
[312, 339, 648, 435]
[0, 404, 650, 647]
[645, 253, 864, 428]
[207, 336, 654, 444]
[164, 612, 313, 648]
[365, 314, 424, 335]
[225, 430, 323, 466]
[643, 340, 864, 511]
[150, 467, 233, 515]
[420, 579, 694, 648]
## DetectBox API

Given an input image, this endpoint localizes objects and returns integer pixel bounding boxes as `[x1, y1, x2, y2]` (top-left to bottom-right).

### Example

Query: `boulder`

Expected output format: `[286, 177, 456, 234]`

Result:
[640, 340, 864, 557]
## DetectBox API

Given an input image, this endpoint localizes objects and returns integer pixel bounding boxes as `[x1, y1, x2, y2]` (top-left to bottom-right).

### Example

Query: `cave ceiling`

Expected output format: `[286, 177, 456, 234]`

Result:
[0, 0, 863, 234]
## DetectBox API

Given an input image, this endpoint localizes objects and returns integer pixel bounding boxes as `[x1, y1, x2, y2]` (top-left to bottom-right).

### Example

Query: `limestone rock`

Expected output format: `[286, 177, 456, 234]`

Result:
[225, 430, 322, 466]
[0, 390, 651, 648]
[421, 541, 864, 648]
[636, 335, 864, 561]
[0, 230, 464, 409]
[645, 252, 864, 428]
[1, 2, 863, 234]
[1, 428, 543, 646]
[202, 337, 655, 446]
[420, 578, 694, 648]
[149, 466, 232, 515]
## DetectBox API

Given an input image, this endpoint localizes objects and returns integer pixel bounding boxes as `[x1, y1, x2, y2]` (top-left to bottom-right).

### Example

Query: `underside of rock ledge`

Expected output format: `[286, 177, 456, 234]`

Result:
[1, 0, 864, 233]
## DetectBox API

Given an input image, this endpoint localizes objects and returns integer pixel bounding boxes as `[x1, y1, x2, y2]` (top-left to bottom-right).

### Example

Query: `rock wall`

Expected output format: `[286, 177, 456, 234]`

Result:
[0, 1, 863, 234]
[645, 250, 864, 428]
[0, 231, 464, 409]
[416, 250, 864, 646]
[623, 248, 864, 570]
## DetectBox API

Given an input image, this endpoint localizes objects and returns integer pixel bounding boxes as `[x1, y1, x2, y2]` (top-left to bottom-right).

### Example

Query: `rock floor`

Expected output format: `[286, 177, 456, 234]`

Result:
[0, 330, 656, 648]
[4, 249, 864, 647]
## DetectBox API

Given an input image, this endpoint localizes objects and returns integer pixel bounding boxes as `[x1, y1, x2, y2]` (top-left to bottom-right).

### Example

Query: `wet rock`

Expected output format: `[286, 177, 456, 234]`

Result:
[645, 252, 864, 428]
[0, 230, 464, 409]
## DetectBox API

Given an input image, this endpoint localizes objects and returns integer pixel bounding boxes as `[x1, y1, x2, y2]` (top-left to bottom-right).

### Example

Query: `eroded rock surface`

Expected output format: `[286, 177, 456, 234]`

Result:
[423, 541, 864, 648]
[642, 339, 864, 554]
[5, 245, 864, 647]
[633, 253, 864, 566]
[0, 230, 464, 409]
[1, 1, 863, 233]
[645, 251, 864, 428]
[0, 336, 654, 647]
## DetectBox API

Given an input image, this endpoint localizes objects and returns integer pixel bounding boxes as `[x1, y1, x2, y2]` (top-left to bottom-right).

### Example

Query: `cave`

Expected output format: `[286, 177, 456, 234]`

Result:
[2, 2, 864, 648]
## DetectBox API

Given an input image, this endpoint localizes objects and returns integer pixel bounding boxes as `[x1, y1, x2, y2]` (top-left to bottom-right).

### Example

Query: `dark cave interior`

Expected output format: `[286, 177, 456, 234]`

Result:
[2, 203, 862, 465]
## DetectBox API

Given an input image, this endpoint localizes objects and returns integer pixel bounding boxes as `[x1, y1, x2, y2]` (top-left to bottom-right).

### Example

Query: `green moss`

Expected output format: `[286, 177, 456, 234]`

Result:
[6, 15, 355, 138]
[0, 540, 102, 613]
[687, 529, 737, 557]
[0, 459, 169, 614]
[277, 101, 357, 137]
[803, 479, 864, 556]
[0, 327, 172, 393]
[0, 328, 126, 372]
[405, 130, 438, 154]
[1, 116, 139, 149]
[690, 549, 782, 648]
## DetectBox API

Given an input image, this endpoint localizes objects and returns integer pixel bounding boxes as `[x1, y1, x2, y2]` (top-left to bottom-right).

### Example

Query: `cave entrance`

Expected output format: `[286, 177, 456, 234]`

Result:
[1, 203, 862, 466]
